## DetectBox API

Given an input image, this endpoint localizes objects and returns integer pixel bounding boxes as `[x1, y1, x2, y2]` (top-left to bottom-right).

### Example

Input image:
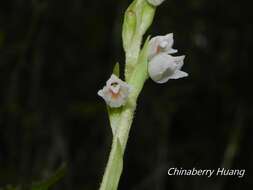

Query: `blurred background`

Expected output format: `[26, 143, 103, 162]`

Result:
[0, 0, 252, 189]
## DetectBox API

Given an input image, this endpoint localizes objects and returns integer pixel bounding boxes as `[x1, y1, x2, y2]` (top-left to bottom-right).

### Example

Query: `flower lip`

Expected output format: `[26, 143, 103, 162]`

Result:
[98, 74, 131, 108]
[110, 82, 120, 94]
[148, 53, 188, 83]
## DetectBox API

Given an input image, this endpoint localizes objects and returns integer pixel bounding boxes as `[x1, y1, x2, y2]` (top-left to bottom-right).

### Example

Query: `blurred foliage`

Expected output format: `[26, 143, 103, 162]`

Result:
[0, 164, 66, 190]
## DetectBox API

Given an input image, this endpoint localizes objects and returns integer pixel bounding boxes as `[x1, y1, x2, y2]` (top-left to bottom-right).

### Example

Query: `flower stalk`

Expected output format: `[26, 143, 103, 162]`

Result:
[123, 0, 155, 81]
[98, 0, 188, 189]
[99, 36, 151, 190]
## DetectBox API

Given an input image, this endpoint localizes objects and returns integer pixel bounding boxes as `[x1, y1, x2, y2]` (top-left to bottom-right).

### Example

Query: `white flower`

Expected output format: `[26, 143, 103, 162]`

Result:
[98, 74, 131, 108]
[148, 33, 177, 59]
[148, 53, 188, 83]
[148, 33, 188, 83]
[147, 0, 166, 6]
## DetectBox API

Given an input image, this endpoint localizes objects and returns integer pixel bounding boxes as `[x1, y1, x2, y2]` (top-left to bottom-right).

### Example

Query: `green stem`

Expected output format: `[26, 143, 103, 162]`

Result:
[125, 33, 142, 81]
[99, 37, 150, 190]
[116, 102, 136, 150]
[99, 0, 155, 188]
[99, 103, 136, 190]
[99, 137, 123, 190]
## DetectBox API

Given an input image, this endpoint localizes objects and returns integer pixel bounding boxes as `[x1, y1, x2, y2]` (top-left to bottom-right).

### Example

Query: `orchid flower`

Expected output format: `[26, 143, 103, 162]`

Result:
[148, 33, 188, 83]
[148, 53, 188, 83]
[98, 74, 131, 108]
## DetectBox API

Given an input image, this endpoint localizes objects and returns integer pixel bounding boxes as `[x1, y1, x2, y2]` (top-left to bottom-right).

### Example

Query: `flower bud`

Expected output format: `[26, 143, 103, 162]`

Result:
[98, 74, 131, 108]
[148, 33, 178, 59]
[147, 0, 165, 7]
[148, 53, 188, 83]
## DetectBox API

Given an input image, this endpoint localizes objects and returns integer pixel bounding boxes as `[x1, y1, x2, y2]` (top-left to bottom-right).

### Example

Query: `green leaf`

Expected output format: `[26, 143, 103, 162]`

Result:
[122, 1, 137, 51]
[128, 36, 150, 101]
[99, 138, 123, 190]
[31, 164, 66, 190]
[139, 1, 156, 35]
[107, 106, 122, 136]
[123, 0, 155, 81]
[113, 62, 120, 77]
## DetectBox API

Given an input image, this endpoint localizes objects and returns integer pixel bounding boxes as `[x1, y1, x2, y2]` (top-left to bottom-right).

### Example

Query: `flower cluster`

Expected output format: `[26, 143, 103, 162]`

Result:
[98, 2, 188, 108]
[98, 34, 188, 107]
[148, 33, 188, 83]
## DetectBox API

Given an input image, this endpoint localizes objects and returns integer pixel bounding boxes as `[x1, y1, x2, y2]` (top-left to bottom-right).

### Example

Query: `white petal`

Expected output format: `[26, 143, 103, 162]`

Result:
[173, 55, 185, 70]
[169, 70, 188, 79]
[164, 33, 174, 46]
[154, 74, 170, 84]
[97, 89, 103, 97]
[106, 74, 119, 86]
[147, 0, 166, 6]
[167, 48, 178, 54]
[148, 54, 177, 83]
[148, 53, 188, 83]
[98, 74, 131, 108]
[148, 33, 176, 59]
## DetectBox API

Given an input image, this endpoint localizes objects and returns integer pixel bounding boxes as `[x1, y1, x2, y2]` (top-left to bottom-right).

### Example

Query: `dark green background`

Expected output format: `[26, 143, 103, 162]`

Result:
[0, 0, 252, 189]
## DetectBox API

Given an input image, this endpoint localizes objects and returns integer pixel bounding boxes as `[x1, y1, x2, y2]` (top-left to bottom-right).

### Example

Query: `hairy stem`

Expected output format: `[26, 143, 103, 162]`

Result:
[99, 0, 155, 188]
